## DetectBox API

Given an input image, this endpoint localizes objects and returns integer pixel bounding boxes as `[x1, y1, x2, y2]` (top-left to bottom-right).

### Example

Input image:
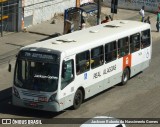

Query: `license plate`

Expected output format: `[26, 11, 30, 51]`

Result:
[29, 102, 38, 107]
[38, 97, 47, 102]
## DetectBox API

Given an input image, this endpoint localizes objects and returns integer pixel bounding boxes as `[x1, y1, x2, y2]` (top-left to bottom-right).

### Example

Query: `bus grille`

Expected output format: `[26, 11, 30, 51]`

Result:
[21, 90, 45, 97]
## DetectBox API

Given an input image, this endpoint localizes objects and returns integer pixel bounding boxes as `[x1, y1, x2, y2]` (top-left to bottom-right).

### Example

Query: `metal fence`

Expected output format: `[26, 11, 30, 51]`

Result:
[0, 0, 19, 37]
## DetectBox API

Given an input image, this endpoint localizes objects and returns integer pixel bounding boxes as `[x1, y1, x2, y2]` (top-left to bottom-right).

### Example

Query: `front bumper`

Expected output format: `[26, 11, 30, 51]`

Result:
[12, 95, 60, 112]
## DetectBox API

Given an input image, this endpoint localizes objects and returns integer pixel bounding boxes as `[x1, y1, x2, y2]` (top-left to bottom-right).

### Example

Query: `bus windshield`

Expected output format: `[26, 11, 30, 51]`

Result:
[14, 59, 59, 92]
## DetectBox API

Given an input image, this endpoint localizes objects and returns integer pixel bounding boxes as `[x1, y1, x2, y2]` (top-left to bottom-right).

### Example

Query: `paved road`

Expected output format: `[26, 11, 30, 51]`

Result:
[0, 36, 160, 127]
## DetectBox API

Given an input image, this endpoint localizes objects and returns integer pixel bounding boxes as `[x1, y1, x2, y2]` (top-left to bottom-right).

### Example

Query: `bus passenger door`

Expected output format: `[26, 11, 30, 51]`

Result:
[141, 29, 151, 70]
[130, 33, 143, 76]
[60, 58, 75, 110]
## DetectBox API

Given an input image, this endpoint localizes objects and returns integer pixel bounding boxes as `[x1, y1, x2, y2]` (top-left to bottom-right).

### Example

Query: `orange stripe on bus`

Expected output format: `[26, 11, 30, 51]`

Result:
[123, 54, 132, 70]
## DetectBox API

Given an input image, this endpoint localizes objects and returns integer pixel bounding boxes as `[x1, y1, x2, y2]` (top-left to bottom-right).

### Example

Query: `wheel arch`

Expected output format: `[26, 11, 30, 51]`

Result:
[124, 66, 131, 78]
[121, 66, 131, 85]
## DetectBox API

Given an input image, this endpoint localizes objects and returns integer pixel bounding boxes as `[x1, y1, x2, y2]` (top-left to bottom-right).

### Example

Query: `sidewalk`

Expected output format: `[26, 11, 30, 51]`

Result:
[26, 15, 64, 36]
[0, 7, 159, 63]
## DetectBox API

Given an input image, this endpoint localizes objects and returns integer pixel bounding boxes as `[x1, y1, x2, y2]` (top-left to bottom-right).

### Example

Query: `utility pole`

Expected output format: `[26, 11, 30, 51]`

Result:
[1, 2, 3, 37]
[97, 0, 101, 25]
[111, 0, 118, 20]
[76, 0, 80, 7]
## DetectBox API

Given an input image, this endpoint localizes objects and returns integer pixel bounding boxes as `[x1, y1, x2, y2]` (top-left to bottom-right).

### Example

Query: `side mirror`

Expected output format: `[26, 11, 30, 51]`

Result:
[8, 63, 12, 72]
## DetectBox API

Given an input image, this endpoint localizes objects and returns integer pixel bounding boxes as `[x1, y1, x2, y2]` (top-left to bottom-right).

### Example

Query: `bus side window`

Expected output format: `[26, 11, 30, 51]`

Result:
[130, 33, 140, 53]
[141, 29, 151, 49]
[118, 37, 129, 58]
[76, 50, 90, 75]
[91, 45, 104, 69]
[61, 60, 74, 90]
[105, 41, 117, 63]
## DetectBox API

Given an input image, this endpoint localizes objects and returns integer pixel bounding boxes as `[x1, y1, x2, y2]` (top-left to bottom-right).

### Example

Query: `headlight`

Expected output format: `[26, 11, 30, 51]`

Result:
[48, 93, 57, 102]
[12, 87, 20, 98]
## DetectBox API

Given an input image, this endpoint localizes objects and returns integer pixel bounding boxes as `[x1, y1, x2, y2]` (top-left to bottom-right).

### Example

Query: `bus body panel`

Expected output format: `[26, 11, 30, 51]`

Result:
[103, 59, 123, 90]
[130, 49, 143, 77]
[141, 46, 151, 70]
[84, 65, 105, 99]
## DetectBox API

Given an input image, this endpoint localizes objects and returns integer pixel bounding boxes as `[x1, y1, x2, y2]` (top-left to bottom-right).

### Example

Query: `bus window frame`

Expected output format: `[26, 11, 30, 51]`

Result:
[76, 50, 90, 75]
[130, 33, 140, 53]
[91, 45, 104, 69]
[118, 37, 129, 58]
[105, 41, 117, 63]
[141, 29, 151, 49]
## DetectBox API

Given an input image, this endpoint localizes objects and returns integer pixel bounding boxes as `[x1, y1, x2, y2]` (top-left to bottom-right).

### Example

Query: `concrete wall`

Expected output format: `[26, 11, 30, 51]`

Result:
[23, 0, 75, 26]
[81, 0, 93, 4]
[103, 0, 160, 12]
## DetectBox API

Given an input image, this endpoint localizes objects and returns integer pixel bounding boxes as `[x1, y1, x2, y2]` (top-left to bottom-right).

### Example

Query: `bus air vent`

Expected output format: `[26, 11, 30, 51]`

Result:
[90, 30, 99, 33]
[52, 41, 63, 44]
[30, 48, 37, 51]
[104, 24, 121, 28]
[56, 39, 76, 43]
[120, 21, 128, 24]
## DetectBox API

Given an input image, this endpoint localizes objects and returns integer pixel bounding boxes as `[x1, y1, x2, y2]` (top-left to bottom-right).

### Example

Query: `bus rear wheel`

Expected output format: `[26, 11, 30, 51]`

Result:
[121, 68, 129, 85]
[73, 89, 83, 109]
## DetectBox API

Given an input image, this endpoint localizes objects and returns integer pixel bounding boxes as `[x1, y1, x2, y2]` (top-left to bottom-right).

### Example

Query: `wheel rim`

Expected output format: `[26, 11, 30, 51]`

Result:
[123, 72, 128, 82]
[123, 69, 129, 83]
[75, 92, 82, 106]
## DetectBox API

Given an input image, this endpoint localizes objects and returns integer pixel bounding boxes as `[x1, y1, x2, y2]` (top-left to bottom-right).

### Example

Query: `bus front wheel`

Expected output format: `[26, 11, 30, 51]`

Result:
[73, 89, 83, 109]
[121, 68, 129, 85]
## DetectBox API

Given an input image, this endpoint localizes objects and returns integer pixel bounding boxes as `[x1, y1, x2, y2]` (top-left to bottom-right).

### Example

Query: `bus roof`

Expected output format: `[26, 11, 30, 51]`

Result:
[23, 20, 150, 56]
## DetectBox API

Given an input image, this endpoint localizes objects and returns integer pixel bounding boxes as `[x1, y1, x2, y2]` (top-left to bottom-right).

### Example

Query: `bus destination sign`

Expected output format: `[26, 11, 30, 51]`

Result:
[20, 51, 58, 62]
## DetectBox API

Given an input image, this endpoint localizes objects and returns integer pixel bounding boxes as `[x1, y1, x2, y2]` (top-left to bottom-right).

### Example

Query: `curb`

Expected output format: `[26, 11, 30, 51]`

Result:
[27, 31, 51, 36]
[27, 31, 62, 38]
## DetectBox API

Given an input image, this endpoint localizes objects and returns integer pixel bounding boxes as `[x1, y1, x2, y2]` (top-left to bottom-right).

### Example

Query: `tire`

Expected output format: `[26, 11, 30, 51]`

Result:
[73, 89, 83, 109]
[121, 68, 129, 85]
